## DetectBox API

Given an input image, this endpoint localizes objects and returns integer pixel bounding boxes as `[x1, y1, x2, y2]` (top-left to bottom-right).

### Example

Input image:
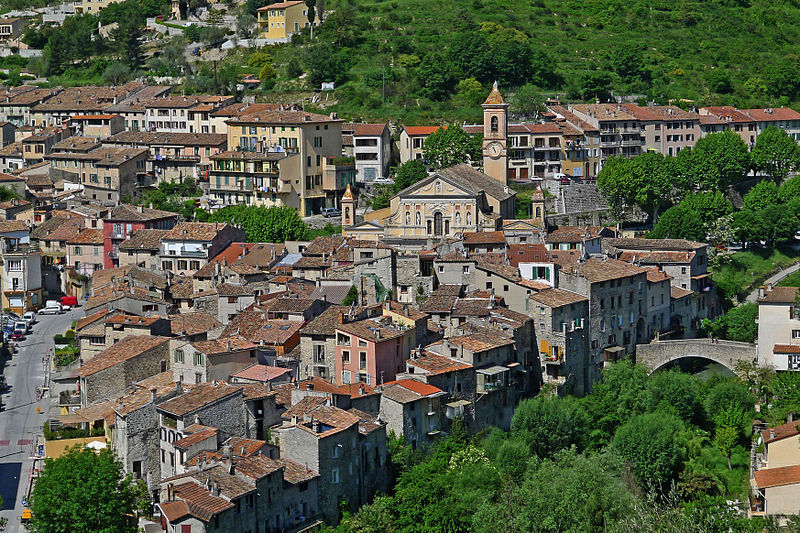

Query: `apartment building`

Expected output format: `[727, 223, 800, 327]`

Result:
[21, 125, 76, 164]
[334, 312, 417, 386]
[160, 222, 246, 277]
[621, 104, 700, 156]
[103, 85, 172, 132]
[0, 88, 59, 127]
[46, 147, 149, 204]
[399, 126, 438, 163]
[557, 258, 649, 385]
[69, 114, 124, 137]
[378, 379, 446, 448]
[567, 104, 644, 166]
[225, 109, 344, 215]
[143, 95, 235, 134]
[257, 0, 320, 41]
[504, 123, 563, 180]
[0, 220, 42, 313]
[67, 228, 105, 280]
[0, 18, 25, 44]
[342, 123, 392, 182]
[743, 107, 800, 141]
[207, 151, 301, 210]
[30, 83, 145, 127]
[549, 105, 601, 178]
[756, 285, 800, 371]
[528, 288, 589, 396]
[699, 106, 758, 147]
[103, 131, 228, 183]
[104, 204, 178, 268]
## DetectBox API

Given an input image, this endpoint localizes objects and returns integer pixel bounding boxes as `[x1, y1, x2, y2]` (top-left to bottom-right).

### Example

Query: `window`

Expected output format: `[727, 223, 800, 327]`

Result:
[174, 349, 184, 363]
[331, 468, 340, 483]
[793, 330, 800, 339]
[490, 116, 498, 133]
[342, 350, 350, 363]
[358, 339, 367, 347]
[790, 355, 800, 371]
[194, 352, 204, 366]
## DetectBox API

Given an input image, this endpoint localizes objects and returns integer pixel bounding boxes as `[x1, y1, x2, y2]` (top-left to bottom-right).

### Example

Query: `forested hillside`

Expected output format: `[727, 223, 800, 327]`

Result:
[298, 0, 800, 122]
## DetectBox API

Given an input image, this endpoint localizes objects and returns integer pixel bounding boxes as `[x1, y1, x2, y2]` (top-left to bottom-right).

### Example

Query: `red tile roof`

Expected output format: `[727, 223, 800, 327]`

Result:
[157, 382, 242, 417]
[701, 106, 754, 124]
[754, 465, 800, 489]
[744, 107, 800, 122]
[190, 335, 256, 355]
[773, 345, 800, 354]
[463, 231, 507, 245]
[78, 336, 169, 377]
[257, 0, 303, 9]
[164, 222, 230, 242]
[232, 364, 292, 382]
[172, 427, 218, 450]
[171, 481, 233, 521]
[529, 288, 587, 308]
[344, 123, 387, 136]
[762, 420, 800, 444]
[387, 379, 443, 397]
[758, 286, 799, 304]
[404, 125, 444, 136]
[507, 243, 548, 266]
[407, 351, 472, 375]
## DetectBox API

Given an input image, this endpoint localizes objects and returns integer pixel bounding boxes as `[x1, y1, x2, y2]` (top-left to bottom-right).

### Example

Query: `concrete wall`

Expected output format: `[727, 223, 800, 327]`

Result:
[766, 434, 800, 469]
[765, 483, 800, 516]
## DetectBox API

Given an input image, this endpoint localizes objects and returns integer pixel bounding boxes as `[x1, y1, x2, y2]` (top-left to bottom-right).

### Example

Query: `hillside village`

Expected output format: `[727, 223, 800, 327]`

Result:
[0, 0, 799, 531]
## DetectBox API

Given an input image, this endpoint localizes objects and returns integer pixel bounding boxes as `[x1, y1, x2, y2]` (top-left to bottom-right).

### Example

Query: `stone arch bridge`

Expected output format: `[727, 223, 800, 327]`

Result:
[635, 339, 757, 374]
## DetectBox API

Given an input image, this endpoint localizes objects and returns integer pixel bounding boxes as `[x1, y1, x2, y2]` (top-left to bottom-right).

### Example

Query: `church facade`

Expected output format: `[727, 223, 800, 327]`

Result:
[344, 85, 543, 242]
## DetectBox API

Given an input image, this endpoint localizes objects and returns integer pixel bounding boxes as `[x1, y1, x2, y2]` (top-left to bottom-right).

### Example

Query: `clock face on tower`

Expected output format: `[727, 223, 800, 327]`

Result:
[487, 142, 503, 159]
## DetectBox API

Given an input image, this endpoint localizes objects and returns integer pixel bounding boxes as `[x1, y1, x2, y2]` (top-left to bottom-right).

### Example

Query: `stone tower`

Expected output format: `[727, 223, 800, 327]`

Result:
[482, 81, 509, 184]
[341, 183, 355, 234]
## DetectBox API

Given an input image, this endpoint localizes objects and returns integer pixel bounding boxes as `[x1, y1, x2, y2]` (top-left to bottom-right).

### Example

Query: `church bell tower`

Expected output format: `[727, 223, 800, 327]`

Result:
[341, 183, 355, 235]
[482, 82, 509, 184]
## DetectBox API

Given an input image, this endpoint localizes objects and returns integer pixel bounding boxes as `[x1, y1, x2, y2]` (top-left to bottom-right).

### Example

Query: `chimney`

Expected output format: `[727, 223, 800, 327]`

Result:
[227, 462, 235, 475]
[312, 418, 319, 433]
[291, 414, 298, 425]
[789, 413, 794, 423]
[338, 311, 346, 324]
[198, 459, 204, 472]
[759, 287, 765, 299]
[212, 480, 220, 497]
[194, 414, 200, 426]
[175, 379, 182, 395]
[767, 282, 774, 291]
[375, 329, 381, 340]
[226, 339, 231, 351]
[150, 387, 157, 403]
[770, 429, 775, 440]
[167, 483, 174, 500]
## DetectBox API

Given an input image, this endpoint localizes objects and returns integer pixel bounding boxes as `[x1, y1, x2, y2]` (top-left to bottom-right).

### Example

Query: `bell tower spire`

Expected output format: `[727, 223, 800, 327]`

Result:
[482, 81, 509, 184]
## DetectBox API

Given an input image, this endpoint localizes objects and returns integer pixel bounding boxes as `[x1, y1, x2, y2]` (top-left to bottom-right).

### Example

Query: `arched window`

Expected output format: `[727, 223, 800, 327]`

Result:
[415, 212, 421, 225]
[535, 206, 542, 218]
[405, 211, 410, 224]
[455, 212, 461, 225]
[490, 116, 498, 133]
[345, 207, 350, 221]
[434, 212, 443, 236]
[466, 211, 472, 226]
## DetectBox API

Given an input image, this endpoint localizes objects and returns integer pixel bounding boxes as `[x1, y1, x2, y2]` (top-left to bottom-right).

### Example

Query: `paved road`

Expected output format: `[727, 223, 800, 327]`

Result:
[0, 308, 81, 531]
[745, 262, 800, 303]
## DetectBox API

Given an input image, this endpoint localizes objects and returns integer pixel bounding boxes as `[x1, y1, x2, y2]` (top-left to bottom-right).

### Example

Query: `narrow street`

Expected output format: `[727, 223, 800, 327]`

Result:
[0, 309, 81, 532]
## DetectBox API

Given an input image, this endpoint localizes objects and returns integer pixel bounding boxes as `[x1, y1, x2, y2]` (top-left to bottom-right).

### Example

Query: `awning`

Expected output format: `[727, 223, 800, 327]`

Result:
[477, 365, 508, 376]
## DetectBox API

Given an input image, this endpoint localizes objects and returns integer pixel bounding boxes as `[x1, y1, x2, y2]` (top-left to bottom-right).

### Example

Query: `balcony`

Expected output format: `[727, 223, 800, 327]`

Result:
[621, 138, 642, 147]
[176, 250, 206, 258]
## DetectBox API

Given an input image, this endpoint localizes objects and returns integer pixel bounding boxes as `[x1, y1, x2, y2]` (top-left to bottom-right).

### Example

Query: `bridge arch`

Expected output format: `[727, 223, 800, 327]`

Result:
[636, 339, 758, 374]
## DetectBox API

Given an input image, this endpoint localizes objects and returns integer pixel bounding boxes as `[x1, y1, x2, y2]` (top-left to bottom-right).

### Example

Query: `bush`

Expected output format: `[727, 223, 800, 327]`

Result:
[64, 329, 75, 339]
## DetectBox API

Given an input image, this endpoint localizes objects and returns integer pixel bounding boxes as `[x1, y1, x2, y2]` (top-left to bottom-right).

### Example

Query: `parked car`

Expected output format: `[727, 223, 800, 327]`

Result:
[59, 296, 78, 309]
[373, 177, 393, 184]
[321, 207, 341, 218]
[11, 331, 24, 341]
[22, 311, 36, 326]
[14, 320, 28, 335]
[39, 301, 63, 315]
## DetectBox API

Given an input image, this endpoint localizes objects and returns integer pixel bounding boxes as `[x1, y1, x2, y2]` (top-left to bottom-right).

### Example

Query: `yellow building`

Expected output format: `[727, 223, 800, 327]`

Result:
[73, 0, 126, 14]
[225, 109, 343, 215]
[257, 0, 319, 41]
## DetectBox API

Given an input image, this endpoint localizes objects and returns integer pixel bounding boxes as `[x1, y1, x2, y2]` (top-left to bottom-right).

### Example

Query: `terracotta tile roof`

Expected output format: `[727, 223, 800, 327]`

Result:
[344, 122, 387, 136]
[240, 383, 275, 401]
[78, 336, 169, 377]
[383, 300, 428, 321]
[754, 465, 800, 489]
[762, 420, 800, 444]
[191, 335, 256, 355]
[67, 228, 104, 245]
[256, 297, 317, 314]
[0, 219, 28, 234]
[105, 314, 159, 326]
[529, 288, 588, 308]
[173, 427, 219, 450]
[701, 106, 754, 124]
[744, 107, 800, 122]
[282, 396, 328, 420]
[292, 404, 361, 438]
[221, 313, 302, 345]
[404, 125, 443, 136]
[645, 268, 671, 283]
[507, 243, 548, 266]
[436, 164, 514, 201]
[232, 364, 291, 382]
[382, 379, 443, 403]
[451, 297, 493, 317]
[159, 500, 191, 522]
[134, 370, 177, 393]
[118, 229, 168, 250]
[618, 250, 696, 264]
[171, 480, 233, 521]
[169, 275, 194, 300]
[564, 258, 646, 283]
[290, 377, 378, 400]
[158, 382, 242, 417]
[407, 351, 472, 375]
[758, 287, 799, 304]
[463, 231, 507, 245]
[547, 226, 608, 244]
[337, 317, 408, 342]
[30, 215, 84, 242]
[669, 287, 692, 301]
[303, 235, 346, 256]
[225, 437, 267, 457]
[447, 331, 514, 352]
[76, 309, 114, 331]
[164, 222, 230, 242]
[168, 312, 222, 336]
[105, 131, 227, 147]
[279, 458, 319, 484]
[108, 204, 177, 222]
[773, 345, 800, 354]
[227, 109, 342, 125]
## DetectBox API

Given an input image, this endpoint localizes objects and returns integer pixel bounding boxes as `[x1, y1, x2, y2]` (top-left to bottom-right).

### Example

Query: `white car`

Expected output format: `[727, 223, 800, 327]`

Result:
[23, 311, 37, 326]
[38, 302, 63, 315]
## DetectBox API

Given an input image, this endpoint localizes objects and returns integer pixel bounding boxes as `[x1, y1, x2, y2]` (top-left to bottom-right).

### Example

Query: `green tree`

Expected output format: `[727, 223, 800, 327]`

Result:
[644, 370, 702, 424]
[610, 45, 648, 84]
[110, 17, 143, 70]
[453, 78, 485, 109]
[577, 70, 612, 102]
[742, 180, 780, 212]
[612, 412, 685, 490]
[751, 126, 800, 183]
[598, 152, 675, 222]
[305, 0, 317, 26]
[678, 131, 750, 191]
[392, 160, 428, 192]
[0, 185, 21, 202]
[583, 361, 648, 445]
[30, 446, 146, 533]
[510, 83, 545, 118]
[510, 396, 589, 458]
[648, 202, 705, 241]
[714, 404, 746, 469]
[103, 62, 131, 85]
[704, 303, 758, 343]
[704, 379, 755, 423]
[342, 285, 358, 306]
[423, 123, 482, 169]
[208, 205, 309, 242]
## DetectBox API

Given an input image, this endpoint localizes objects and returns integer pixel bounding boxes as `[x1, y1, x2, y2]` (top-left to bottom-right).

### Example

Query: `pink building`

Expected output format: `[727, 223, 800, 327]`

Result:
[699, 106, 758, 147]
[334, 312, 416, 386]
[103, 204, 178, 268]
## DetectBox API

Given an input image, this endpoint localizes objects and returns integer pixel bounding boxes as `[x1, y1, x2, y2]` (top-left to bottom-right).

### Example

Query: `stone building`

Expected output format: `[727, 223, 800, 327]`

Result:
[378, 379, 446, 449]
[77, 335, 171, 406]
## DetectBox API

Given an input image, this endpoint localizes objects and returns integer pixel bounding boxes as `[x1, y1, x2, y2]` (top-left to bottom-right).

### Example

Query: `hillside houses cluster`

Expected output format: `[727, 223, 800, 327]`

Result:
[0, 83, 725, 531]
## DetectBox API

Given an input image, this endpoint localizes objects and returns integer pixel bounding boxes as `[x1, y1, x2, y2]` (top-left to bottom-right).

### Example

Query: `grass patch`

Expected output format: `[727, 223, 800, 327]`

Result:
[777, 269, 800, 287]
[307, 223, 341, 239]
[711, 246, 800, 305]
